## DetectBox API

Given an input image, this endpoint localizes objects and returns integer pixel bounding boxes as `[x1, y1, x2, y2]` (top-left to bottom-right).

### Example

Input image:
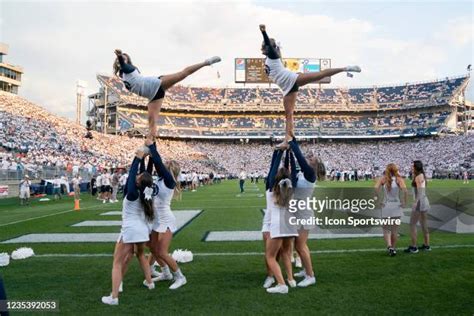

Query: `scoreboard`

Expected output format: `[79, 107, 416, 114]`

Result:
[235, 58, 332, 84]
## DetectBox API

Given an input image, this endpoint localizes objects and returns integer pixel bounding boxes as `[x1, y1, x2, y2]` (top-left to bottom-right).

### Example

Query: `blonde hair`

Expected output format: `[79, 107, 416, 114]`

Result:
[166, 160, 182, 200]
[310, 156, 326, 181]
[384, 163, 400, 192]
[272, 168, 293, 207]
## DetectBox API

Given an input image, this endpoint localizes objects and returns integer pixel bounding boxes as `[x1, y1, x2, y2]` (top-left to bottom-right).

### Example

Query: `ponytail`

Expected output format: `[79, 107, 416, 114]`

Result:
[137, 172, 154, 222]
[272, 168, 294, 207]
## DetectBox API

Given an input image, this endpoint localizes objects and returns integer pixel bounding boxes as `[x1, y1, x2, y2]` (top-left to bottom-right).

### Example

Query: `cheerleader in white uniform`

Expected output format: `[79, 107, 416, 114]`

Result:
[261, 150, 281, 289]
[102, 149, 155, 306]
[405, 160, 431, 254]
[286, 137, 326, 287]
[375, 163, 408, 256]
[264, 149, 298, 294]
[113, 49, 221, 137]
[259, 24, 361, 148]
[145, 137, 187, 290]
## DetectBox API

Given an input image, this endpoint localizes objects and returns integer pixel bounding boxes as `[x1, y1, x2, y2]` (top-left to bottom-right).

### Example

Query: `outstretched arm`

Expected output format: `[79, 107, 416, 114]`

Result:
[148, 142, 176, 189]
[115, 49, 136, 74]
[259, 25, 280, 60]
[266, 150, 284, 191]
[289, 138, 316, 183]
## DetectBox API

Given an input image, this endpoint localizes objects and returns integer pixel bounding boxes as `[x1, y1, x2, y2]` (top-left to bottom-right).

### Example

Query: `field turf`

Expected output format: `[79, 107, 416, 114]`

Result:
[0, 179, 473, 315]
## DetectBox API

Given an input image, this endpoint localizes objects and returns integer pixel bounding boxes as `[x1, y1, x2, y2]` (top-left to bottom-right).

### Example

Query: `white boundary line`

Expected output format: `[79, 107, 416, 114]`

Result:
[33, 244, 474, 258]
[0, 204, 102, 227]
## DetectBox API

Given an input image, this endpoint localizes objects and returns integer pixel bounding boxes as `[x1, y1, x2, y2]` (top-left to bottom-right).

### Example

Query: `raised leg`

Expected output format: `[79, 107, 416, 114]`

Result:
[296, 68, 345, 87]
[160, 61, 209, 91]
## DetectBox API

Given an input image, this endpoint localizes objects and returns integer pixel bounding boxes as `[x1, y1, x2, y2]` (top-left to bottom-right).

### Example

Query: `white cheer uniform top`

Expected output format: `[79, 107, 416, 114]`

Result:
[152, 179, 177, 233]
[122, 69, 161, 101]
[265, 58, 298, 96]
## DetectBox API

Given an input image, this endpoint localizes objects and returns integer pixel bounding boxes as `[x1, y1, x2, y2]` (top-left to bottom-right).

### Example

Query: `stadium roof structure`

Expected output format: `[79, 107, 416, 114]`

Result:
[88, 73, 471, 140]
[93, 73, 469, 114]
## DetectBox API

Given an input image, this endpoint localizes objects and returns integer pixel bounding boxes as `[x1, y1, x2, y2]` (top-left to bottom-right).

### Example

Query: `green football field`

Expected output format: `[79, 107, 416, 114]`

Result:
[0, 179, 473, 315]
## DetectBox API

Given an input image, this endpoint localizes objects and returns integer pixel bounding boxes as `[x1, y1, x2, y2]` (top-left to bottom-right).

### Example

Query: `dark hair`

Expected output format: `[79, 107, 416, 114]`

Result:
[137, 171, 154, 222]
[113, 53, 133, 77]
[412, 160, 426, 188]
[310, 157, 326, 181]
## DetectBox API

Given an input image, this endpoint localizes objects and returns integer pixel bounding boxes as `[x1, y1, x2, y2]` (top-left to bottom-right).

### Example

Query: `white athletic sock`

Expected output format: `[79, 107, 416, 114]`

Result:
[162, 265, 170, 274]
[173, 268, 184, 278]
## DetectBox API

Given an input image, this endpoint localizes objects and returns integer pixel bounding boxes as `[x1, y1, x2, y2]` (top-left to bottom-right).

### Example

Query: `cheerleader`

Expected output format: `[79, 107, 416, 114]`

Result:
[113, 49, 221, 137]
[374, 163, 408, 256]
[405, 160, 431, 254]
[261, 150, 281, 289]
[145, 137, 187, 290]
[259, 24, 361, 148]
[101, 149, 155, 306]
[264, 148, 298, 294]
[287, 137, 324, 287]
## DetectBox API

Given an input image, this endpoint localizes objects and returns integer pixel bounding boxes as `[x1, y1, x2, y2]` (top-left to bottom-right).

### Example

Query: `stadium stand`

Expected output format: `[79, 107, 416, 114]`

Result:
[1, 90, 472, 180]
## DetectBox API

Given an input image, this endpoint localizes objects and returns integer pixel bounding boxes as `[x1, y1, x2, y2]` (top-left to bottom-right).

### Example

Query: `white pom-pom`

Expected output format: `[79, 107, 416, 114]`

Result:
[171, 249, 193, 263]
[11, 247, 35, 260]
[0, 253, 9, 267]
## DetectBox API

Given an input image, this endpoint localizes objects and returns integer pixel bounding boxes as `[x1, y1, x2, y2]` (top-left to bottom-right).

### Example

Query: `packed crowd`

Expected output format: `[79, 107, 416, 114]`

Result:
[1, 92, 472, 182]
[118, 108, 451, 137]
[98, 74, 467, 112]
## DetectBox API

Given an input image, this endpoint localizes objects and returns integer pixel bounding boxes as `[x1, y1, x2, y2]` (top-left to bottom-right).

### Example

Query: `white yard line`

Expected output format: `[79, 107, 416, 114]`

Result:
[33, 244, 474, 258]
[0, 204, 102, 227]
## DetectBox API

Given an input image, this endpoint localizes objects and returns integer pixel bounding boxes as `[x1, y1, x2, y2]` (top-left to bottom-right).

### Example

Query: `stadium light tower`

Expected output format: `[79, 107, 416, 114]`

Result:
[76, 80, 88, 125]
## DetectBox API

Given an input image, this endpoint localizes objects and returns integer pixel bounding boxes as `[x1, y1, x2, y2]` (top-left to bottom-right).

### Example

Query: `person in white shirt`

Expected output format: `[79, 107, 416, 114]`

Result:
[72, 174, 82, 201]
[111, 170, 121, 203]
[239, 170, 247, 193]
[102, 170, 112, 203]
[19, 175, 31, 205]
[96, 173, 103, 201]
[191, 171, 198, 192]
[53, 175, 62, 200]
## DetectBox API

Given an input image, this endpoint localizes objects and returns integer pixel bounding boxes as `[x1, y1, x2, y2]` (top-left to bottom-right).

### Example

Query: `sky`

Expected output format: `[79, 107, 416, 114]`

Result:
[0, 0, 472, 120]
